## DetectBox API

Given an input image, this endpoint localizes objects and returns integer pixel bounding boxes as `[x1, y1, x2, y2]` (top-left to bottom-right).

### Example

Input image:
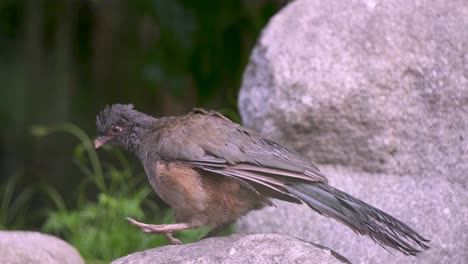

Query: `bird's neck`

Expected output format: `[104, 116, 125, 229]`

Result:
[132, 116, 175, 162]
[126, 114, 158, 155]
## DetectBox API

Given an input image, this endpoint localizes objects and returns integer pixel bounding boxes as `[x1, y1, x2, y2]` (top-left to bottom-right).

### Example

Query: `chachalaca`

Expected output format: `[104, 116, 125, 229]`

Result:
[94, 104, 429, 255]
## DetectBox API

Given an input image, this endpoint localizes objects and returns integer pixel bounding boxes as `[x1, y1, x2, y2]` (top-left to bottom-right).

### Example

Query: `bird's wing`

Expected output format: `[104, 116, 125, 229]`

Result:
[153, 109, 327, 202]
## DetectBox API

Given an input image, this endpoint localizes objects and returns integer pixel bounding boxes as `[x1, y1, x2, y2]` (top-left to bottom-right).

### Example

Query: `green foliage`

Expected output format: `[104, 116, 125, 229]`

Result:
[34, 123, 219, 262]
[42, 192, 169, 261]
[0, 173, 35, 230]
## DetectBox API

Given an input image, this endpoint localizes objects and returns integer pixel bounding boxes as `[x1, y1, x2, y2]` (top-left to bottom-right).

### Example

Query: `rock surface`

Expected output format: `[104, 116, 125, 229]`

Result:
[0, 231, 85, 264]
[239, 0, 468, 185]
[111, 233, 350, 264]
[238, 0, 468, 263]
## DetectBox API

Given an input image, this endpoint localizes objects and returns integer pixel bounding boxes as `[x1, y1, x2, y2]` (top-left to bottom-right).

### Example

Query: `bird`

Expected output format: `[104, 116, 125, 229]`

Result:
[94, 104, 429, 255]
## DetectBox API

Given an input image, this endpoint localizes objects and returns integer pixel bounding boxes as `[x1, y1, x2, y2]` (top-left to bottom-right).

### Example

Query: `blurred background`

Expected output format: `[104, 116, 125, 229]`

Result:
[0, 0, 286, 262]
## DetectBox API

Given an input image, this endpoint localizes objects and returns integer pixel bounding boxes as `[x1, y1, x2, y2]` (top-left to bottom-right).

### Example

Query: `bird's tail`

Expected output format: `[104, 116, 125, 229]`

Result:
[286, 182, 430, 255]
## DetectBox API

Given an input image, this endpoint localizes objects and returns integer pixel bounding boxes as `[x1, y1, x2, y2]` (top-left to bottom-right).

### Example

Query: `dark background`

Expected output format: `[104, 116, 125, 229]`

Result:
[0, 0, 285, 231]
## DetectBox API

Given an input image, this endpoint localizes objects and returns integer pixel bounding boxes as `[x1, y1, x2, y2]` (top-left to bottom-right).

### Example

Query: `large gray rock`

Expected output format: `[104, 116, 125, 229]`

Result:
[238, 0, 468, 263]
[239, 0, 468, 185]
[111, 233, 350, 264]
[0, 231, 85, 264]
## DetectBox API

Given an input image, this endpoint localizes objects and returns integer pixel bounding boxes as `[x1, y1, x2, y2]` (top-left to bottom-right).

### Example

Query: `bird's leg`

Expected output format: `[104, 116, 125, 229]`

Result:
[202, 220, 234, 239]
[126, 217, 198, 245]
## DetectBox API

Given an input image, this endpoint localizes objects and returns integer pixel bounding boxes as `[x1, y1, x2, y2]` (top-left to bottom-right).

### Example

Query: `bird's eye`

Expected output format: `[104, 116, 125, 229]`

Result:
[111, 125, 123, 134]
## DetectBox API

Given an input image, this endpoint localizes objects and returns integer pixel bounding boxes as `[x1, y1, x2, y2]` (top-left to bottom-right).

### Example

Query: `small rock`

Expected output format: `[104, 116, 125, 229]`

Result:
[0, 231, 85, 264]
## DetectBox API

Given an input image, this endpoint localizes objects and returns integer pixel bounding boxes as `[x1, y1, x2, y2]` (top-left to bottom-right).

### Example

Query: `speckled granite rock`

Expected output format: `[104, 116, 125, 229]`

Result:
[0, 231, 85, 264]
[237, 0, 468, 263]
[111, 233, 350, 264]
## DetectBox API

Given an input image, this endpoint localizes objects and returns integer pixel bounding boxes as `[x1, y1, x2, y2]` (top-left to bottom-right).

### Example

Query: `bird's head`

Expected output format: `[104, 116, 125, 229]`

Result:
[94, 104, 154, 151]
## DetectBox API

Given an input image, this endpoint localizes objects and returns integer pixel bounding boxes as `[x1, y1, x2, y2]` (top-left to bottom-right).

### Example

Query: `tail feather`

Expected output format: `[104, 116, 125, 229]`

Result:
[286, 183, 430, 256]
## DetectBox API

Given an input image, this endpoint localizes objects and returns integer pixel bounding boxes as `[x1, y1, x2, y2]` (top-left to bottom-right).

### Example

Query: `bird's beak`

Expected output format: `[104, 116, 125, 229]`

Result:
[94, 135, 112, 149]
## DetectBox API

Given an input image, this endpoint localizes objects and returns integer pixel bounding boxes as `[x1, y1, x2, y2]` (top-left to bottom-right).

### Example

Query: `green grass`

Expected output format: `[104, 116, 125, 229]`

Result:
[0, 172, 35, 230]
[30, 123, 230, 262]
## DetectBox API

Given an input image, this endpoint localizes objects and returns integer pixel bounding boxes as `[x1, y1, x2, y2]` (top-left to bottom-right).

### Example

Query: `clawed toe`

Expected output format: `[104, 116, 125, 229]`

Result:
[126, 217, 145, 228]
[127, 218, 163, 233]
[126, 217, 185, 244]
[165, 232, 182, 245]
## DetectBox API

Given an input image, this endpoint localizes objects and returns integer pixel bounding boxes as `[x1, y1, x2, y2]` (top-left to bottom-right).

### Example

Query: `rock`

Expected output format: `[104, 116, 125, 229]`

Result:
[238, 0, 468, 185]
[237, 0, 468, 263]
[111, 233, 350, 264]
[0, 231, 85, 264]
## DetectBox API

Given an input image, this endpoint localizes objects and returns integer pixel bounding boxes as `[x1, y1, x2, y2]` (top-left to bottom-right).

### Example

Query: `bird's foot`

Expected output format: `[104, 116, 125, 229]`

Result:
[126, 217, 192, 245]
